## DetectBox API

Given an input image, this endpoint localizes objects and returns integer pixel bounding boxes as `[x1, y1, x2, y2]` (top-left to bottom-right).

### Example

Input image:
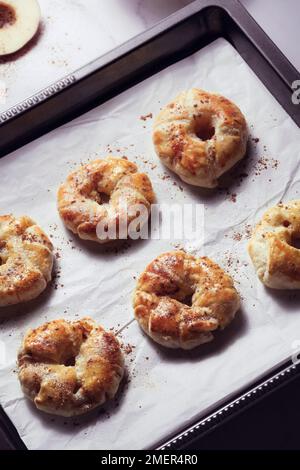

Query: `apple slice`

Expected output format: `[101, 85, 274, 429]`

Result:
[0, 0, 41, 55]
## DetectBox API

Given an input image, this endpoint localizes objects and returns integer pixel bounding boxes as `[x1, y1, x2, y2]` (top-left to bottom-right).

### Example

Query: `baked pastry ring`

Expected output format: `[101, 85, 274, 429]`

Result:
[57, 157, 155, 243]
[0, 215, 53, 307]
[133, 251, 240, 349]
[0, 0, 41, 56]
[153, 88, 248, 188]
[248, 200, 300, 289]
[18, 318, 124, 417]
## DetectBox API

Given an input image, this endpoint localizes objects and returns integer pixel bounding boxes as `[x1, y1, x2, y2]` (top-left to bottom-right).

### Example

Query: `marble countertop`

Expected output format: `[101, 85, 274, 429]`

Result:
[0, 0, 298, 112]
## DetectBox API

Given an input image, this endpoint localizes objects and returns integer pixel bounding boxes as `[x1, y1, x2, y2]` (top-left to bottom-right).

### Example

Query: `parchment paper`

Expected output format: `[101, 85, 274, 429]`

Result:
[0, 38, 300, 450]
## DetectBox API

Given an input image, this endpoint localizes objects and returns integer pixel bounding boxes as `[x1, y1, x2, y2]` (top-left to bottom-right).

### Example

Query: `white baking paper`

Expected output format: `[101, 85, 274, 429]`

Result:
[0, 38, 299, 450]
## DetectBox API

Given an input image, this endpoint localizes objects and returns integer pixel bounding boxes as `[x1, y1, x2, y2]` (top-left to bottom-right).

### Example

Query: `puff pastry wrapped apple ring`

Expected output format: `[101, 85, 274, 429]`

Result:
[153, 88, 248, 188]
[248, 200, 300, 289]
[0, 215, 53, 307]
[18, 318, 124, 417]
[133, 251, 240, 349]
[57, 157, 155, 243]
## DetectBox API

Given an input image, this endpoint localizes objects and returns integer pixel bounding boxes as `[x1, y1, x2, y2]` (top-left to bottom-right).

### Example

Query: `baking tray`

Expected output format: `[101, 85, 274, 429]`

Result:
[0, 0, 299, 450]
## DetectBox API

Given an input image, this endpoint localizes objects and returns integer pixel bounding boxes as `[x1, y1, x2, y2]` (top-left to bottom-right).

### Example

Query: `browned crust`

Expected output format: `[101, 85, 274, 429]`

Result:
[0, 215, 53, 307]
[57, 157, 155, 243]
[269, 238, 300, 281]
[18, 318, 124, 417]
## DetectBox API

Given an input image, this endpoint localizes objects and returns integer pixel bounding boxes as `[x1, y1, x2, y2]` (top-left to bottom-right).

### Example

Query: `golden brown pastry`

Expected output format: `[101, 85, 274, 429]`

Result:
[0, 215, 53, 307]
[133, 251, 240, 349]
[153, 88, 248, 188]
[57, 157, 155, 243]
[248, 200, 300, 289]
[18, 317, 124, 417]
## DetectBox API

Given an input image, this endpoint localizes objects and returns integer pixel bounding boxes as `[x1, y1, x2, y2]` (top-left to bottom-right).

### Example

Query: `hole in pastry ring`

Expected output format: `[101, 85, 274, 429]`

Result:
[0, 215, 53, 307]
[248, 200, 300, 289]
[57, 157, 155, 243]
[133, 251, 240, 349]
[18, 318, 125, 417]
[153, 88, 248, 188]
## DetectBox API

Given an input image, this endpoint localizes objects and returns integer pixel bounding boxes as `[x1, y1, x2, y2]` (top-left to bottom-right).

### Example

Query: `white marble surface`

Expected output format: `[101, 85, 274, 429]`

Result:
[0, 0, 298, 112]
[0, 37, 299, 451]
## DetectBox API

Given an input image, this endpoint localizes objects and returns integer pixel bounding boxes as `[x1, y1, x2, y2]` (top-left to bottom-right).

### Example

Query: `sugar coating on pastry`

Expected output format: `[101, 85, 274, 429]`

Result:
[0, 215, 53, 307]
[57, 157, 155, 243]
[248, 200, 300, 289]
[133, 251, 240, 349]
[153, 88, 248, 188]
[18, 317, 125, 417]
